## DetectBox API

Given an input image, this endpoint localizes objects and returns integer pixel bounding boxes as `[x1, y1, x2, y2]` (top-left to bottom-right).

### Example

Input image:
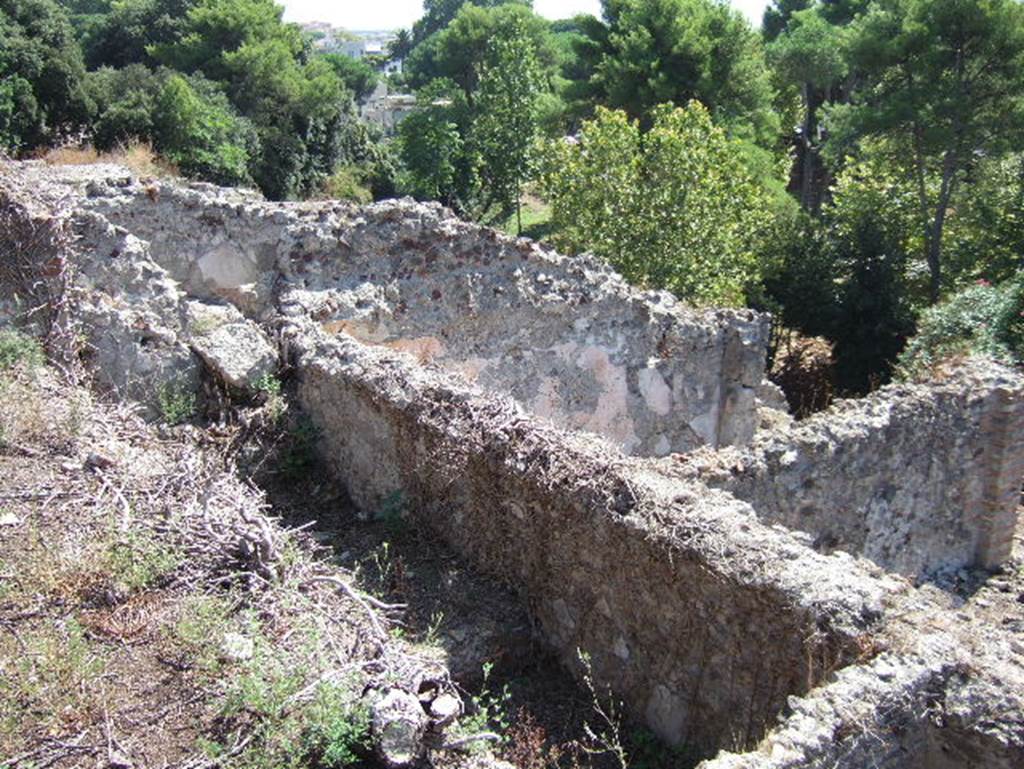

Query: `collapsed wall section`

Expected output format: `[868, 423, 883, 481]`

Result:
[287, 321, 897, 755]
[666, 364, 1024, 578]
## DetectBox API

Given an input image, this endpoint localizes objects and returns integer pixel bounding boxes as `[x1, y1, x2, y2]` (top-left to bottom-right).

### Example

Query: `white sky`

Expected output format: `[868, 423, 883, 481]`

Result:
[280, 0, 770, 32]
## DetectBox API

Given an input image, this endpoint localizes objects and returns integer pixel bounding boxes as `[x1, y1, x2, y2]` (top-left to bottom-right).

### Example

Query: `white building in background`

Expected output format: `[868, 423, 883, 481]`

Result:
[360, 82, 417, 136]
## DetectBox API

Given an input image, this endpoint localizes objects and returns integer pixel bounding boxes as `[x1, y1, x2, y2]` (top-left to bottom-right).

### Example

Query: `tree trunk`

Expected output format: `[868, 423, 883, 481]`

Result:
[516, 186, 522, 235]
[926, 153, 958, 304]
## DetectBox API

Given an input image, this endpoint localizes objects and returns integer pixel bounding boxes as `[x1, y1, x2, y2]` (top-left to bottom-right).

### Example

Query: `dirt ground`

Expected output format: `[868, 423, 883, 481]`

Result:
[0, 361, 684, 769]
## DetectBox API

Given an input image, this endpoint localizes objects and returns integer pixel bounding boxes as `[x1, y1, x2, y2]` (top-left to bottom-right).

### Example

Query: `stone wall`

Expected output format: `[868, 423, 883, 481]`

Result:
[4, 160, 1023, 769]
[666, 365, 1024, 579]
[287, 321, 896, 754]
[51, 166, 770, 456]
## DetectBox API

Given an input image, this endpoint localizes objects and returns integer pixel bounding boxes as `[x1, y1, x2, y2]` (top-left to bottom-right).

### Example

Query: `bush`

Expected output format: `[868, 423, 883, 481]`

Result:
[0, 329, 43, 372]
[897, 275, 1024, 379]
[317, 166, 372, 204]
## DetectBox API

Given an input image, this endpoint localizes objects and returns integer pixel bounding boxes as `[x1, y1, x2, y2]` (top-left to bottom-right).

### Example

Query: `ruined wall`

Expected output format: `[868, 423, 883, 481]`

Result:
[62, 166, 770, 456]
[667, 365, 1024, 578]
[288, 321, 896, 754]
[5, 160, 1024, 769]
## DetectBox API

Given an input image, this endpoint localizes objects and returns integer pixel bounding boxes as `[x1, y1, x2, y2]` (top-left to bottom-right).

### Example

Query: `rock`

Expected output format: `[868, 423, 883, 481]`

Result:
[219, 632, 254, 663]
[429, 692, 462, 727]
[0, 512, 20, 526]
[84, 451, 116, 471]
[190, 318, 277, 392]
[371, 688, 429, 767]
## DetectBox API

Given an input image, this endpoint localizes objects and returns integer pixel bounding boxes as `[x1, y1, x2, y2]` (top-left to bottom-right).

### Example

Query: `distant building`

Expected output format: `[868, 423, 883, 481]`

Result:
[360, 82, 417, 136]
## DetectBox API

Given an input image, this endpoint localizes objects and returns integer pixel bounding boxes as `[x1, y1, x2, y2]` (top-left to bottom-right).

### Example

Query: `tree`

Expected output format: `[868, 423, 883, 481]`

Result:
[398, 81, 467, 206]
[768, 6, 846, 211]
[76, 0, 197, 69]
[944, 154, 1024, 287]
[539, 102, 771, 305]
[471, 14, 543, 229]
[0, 0, 92, 151]
[388, 28, 413, 60]
[152, 73, 254, 185]
[565, 0, 778, 146]
[829, 0, 1024, 302]
[150, 0, 355, 199]
[321, 53, 379, 101]
[404, 2, 555, 98]
[763, 149, 920, 392]
[410, 0, 531, 46]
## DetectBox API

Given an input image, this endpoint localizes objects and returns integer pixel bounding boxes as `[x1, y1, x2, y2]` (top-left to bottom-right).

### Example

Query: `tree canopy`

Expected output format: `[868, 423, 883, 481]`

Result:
[539, 102, 771, 305]
[564, 0, 779, 145]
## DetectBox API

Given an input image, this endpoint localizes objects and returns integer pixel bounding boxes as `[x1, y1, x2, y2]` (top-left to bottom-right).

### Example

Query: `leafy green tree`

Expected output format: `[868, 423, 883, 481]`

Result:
[388, 28, 413, 60]
[151, 0, 354, 199]
[539, 102, 771, 305]
[471, 14, 543, 228]
[410, 0, 531, 46]
[0, 0, 92, 151]
[768, 5, 846, 211]
[398, 81, 468, 206]
[566, 0, 778, 146]
[944, 154, 1024, 287]
[763, 0, 865, 40]
[152, 74, 254, 185]
[763, 150, 919, 392]
[86, 64, 162, 150]
[404, 2, 556, 98]
[321, 54, 379, 101]
[829, 0, 1024, 302]
[85, 65, 254, 186]
[77, 0, 197, 69]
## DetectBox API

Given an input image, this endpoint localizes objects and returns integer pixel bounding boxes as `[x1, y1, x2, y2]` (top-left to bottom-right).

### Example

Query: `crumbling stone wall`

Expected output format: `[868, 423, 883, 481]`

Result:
[54, 165, 771, 456]
[667, 365, 1024, 578]
[3, 160, 1023, 769]
[287, 321, 897, 753]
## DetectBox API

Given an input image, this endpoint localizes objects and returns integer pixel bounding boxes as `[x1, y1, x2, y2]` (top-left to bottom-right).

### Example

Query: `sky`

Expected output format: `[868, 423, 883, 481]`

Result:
[280, 0, 770, 32]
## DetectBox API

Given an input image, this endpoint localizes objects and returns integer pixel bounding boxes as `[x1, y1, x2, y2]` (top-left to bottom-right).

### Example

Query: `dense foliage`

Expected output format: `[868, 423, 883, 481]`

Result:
[897, 276, 1024, 378]
[540, 102, 769, 305]
[563, 0, 779, 146]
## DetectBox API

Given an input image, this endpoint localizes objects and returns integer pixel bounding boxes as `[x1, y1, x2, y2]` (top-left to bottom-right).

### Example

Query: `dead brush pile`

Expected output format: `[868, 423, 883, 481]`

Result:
[0, 341, 459, 769]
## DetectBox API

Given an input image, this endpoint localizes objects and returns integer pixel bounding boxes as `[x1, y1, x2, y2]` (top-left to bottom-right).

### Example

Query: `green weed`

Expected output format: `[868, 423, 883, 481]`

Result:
[156, 379, 196, 424]
[0, 329, 43, 372]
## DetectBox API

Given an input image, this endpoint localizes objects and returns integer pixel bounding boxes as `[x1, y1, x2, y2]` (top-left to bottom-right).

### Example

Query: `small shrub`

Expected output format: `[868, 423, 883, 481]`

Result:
[300, 683, 370, 768]
[156, 379, 196, 425]
[0, 329, 43, 372]
[254, 373, 286, 421]
[317, 166, 373, 204]
[105, 530, 180, 593]
[454, 662, 512, 752]
[897, 275, 1024, 379]
[171, 594, 236, 673]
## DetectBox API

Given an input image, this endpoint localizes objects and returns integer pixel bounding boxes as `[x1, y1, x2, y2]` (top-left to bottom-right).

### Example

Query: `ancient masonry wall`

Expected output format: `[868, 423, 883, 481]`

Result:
[2, 162, 1023, 768]
[75, 170, 770, 456]
[287, 322, 894, 754]
[667, 368, 1024, 579]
